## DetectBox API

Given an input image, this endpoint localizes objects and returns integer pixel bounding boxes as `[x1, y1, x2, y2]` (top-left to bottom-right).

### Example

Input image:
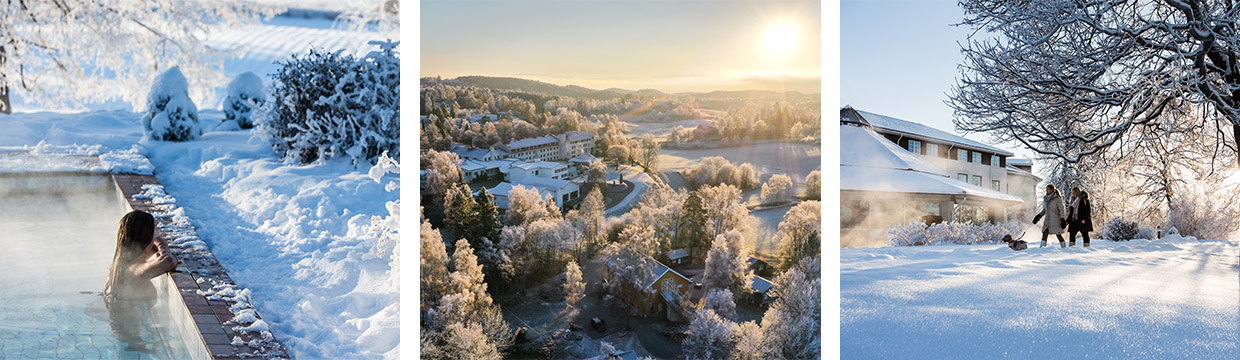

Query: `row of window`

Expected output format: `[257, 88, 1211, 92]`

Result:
[956, 173, 1002, 191]
[908, 140, 1000, 166]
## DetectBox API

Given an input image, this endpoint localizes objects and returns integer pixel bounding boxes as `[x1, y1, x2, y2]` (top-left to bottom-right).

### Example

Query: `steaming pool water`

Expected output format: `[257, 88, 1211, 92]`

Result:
[0, 173, 201, 359]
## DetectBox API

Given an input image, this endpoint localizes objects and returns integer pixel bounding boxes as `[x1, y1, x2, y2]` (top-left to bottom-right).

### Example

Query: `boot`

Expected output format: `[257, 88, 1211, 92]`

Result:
[1069, 239, 1076, 247]
[1041, 240, 1048, 248]
[1084, 242, 1090, 248]
[1059, 240, 1066, 248]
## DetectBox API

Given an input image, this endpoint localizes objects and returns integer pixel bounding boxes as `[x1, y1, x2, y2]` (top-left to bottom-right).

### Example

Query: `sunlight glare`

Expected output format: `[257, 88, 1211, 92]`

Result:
[765, 22, 797, 54]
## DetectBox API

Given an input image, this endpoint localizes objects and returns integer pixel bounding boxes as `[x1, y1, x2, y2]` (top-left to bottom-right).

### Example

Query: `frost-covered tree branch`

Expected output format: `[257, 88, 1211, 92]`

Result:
[950, 0, 1240, 167]
[0, 0, 281, 110]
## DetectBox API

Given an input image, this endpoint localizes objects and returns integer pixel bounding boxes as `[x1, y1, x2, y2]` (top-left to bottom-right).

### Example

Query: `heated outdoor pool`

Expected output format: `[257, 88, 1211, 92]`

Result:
[0, 173, 203, 359]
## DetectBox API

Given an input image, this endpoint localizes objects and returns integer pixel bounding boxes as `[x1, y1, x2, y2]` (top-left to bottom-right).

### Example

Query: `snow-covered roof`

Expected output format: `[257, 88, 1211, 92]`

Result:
[512, 176, 575, 191]
[854, 109, 1014, 157]
[507, 135, 558, 150]
[667, 249, 689, 260]
[569, 153, 600, 163]
[513, 161, 565, 171]
[451, 147, 506, 160]
[646, 261, 690, 289]
[565, 131, 595, 142]
[749, 275, 773, 294]
[1006, 165, 1042, 181]
[841, 124, 1023, 205]
[841, 124, 948, 177]
[468, 114, 498, 122]
[1007, 158, 1033, 166]
[460, 160, 486, 172]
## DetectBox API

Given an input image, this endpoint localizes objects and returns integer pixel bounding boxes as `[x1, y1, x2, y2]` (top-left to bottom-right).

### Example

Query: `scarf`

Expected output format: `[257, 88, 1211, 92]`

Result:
[1069, 196, 1080, 220]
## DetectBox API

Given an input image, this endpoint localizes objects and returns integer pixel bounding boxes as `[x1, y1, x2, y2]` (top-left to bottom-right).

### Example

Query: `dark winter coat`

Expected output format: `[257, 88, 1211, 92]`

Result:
[1068, 196, 1093, 233]
[1037, 191, 1066, 234]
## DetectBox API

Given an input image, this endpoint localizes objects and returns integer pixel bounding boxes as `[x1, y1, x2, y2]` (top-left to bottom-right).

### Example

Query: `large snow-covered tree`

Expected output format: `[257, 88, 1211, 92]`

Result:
[422, 150, 463, 202]
[682, 308, 737, 360]
[558, 261, 585, 325]
[0, 0, 281, 111]
[950, 0, 1240, 167]
[699, 184, 751, 240]
[776, 201, 820, 270]
[760, 173, 794, 204]
[804, 170, 821, 200]
[702, 232, 750, 295]
[421, 218, 450, 308]
[760, 257, 821, 359]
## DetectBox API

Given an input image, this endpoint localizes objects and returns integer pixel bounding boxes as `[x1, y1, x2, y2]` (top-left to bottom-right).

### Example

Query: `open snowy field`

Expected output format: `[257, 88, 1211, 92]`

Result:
[841, 236, 1240, 359]
[658, 141, 820, 178]
[622, 119, 713, 140]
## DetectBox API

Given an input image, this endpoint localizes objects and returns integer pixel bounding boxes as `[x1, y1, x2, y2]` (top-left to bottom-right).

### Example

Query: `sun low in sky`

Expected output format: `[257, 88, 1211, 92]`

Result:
[421, 0, 820, 94]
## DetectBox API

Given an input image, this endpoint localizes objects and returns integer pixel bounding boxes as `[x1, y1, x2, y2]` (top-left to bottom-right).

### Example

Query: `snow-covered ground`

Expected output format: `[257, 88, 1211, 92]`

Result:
[658, 142, 820, 180]
[841, 236, 1240, 359]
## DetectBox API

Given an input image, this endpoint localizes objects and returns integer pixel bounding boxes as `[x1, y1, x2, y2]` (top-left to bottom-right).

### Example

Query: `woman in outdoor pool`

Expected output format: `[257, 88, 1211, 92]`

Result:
[102, 209, 178, 351]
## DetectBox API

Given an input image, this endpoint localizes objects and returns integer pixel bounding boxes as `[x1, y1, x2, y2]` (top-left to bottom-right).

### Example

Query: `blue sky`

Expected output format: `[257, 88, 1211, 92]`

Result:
[840, 0, 1033, 159]
[421, 0, 821, 93]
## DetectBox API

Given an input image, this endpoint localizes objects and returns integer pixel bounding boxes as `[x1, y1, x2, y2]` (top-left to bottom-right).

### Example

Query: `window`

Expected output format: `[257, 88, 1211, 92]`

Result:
[972, 175, 982, 186]
[907, 140, 921, 154]
[972, 151, 982, 164]
[926, 143, 939, 157]
[992, 180, 1001, 191]
[958, 173, 969, 182]
[958, 149, 968, 162]
[991, 155, 1000, 167]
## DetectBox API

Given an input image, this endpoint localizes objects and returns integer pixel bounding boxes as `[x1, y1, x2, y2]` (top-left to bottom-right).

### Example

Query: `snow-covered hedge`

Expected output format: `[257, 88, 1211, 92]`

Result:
[888, 221, 1023, 246]
[262, 40, 399, 166]
[141, 67, 201, 141]
[1100, 217, 1139, 241]
[223, 71, 266, 129]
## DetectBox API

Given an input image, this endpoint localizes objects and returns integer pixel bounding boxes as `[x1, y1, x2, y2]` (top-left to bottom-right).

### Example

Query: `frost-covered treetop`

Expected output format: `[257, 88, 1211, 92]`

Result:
[0, 0, 282, 110]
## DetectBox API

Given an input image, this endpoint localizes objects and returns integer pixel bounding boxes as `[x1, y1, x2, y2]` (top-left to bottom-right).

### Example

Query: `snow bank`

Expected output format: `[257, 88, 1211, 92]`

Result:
[142, 130, 399, 359]
[842, 237, 1239, 358]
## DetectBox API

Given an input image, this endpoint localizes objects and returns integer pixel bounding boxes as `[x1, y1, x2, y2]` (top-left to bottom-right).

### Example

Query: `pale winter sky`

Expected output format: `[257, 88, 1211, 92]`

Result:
[421, 0, 821, 94]
[840, 0, 1035, 160]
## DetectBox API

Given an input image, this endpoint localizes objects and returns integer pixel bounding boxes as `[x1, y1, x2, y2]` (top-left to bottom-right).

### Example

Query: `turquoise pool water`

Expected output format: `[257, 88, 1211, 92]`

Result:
[0, 174, 197, 359]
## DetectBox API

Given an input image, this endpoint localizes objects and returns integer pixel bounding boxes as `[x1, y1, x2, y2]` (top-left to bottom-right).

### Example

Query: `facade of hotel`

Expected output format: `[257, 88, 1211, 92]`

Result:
[501, 131, 596, 162]
[840, 107, 1038, 247]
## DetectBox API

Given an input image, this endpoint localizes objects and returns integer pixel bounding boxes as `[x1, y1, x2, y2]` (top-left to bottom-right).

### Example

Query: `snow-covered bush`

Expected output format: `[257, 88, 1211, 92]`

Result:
[684, 156, 760, 190]
[263, 40, 399, 166]
[224, 71, 266, 129]
[888, 222, 929, 246]
[1137, 226, 1156, 240]
[889, 221, 1023, 246]
[1100, 217, 1139, 241]
[141, 67, 201, 141]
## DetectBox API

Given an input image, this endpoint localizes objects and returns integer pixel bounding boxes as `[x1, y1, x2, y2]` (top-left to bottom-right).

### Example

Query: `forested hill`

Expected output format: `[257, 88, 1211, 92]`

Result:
[425, 75, 816, 101]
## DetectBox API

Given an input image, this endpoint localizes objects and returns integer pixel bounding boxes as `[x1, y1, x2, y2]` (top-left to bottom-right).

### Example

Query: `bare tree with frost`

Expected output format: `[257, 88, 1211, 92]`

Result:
[950, 0, 1240, 167]
[0, 0, 280, 111]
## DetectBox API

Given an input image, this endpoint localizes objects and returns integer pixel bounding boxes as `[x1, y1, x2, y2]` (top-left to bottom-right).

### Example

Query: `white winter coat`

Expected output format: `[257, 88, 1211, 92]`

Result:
[1038, 191, 1067, 234]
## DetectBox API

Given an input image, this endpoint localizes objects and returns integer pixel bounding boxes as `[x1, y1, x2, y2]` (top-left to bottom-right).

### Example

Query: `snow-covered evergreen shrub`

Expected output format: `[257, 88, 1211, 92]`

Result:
[1100, 217, 1139, 241]
[263, 40, 399, 166]
[224, 71, 266, 129]
[1166, 226, 1180, 236]
[1137, 226, 1156, 240]
[141, 67, 201, 141]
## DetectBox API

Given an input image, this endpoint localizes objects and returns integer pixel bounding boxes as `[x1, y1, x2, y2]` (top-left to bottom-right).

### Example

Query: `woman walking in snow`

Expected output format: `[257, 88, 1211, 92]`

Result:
[1067, 187, 1094, 247]
[1034, 184, 1067, 247]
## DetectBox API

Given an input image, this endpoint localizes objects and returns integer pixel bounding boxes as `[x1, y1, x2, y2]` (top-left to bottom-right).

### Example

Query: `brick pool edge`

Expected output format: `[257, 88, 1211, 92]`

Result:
[112, 173, 289, 360]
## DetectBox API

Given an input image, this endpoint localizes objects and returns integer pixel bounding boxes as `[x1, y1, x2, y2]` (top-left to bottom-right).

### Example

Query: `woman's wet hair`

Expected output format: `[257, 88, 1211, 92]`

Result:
[103, 210, 156, 301]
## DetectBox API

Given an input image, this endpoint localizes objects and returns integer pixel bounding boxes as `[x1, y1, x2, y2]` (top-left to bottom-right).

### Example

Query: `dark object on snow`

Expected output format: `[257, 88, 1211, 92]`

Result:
[1032, 213, 1043, 224]
[1002, 234, 1027, 251]
[591, 317, 605, 333]
[513, 327, 527, 343]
